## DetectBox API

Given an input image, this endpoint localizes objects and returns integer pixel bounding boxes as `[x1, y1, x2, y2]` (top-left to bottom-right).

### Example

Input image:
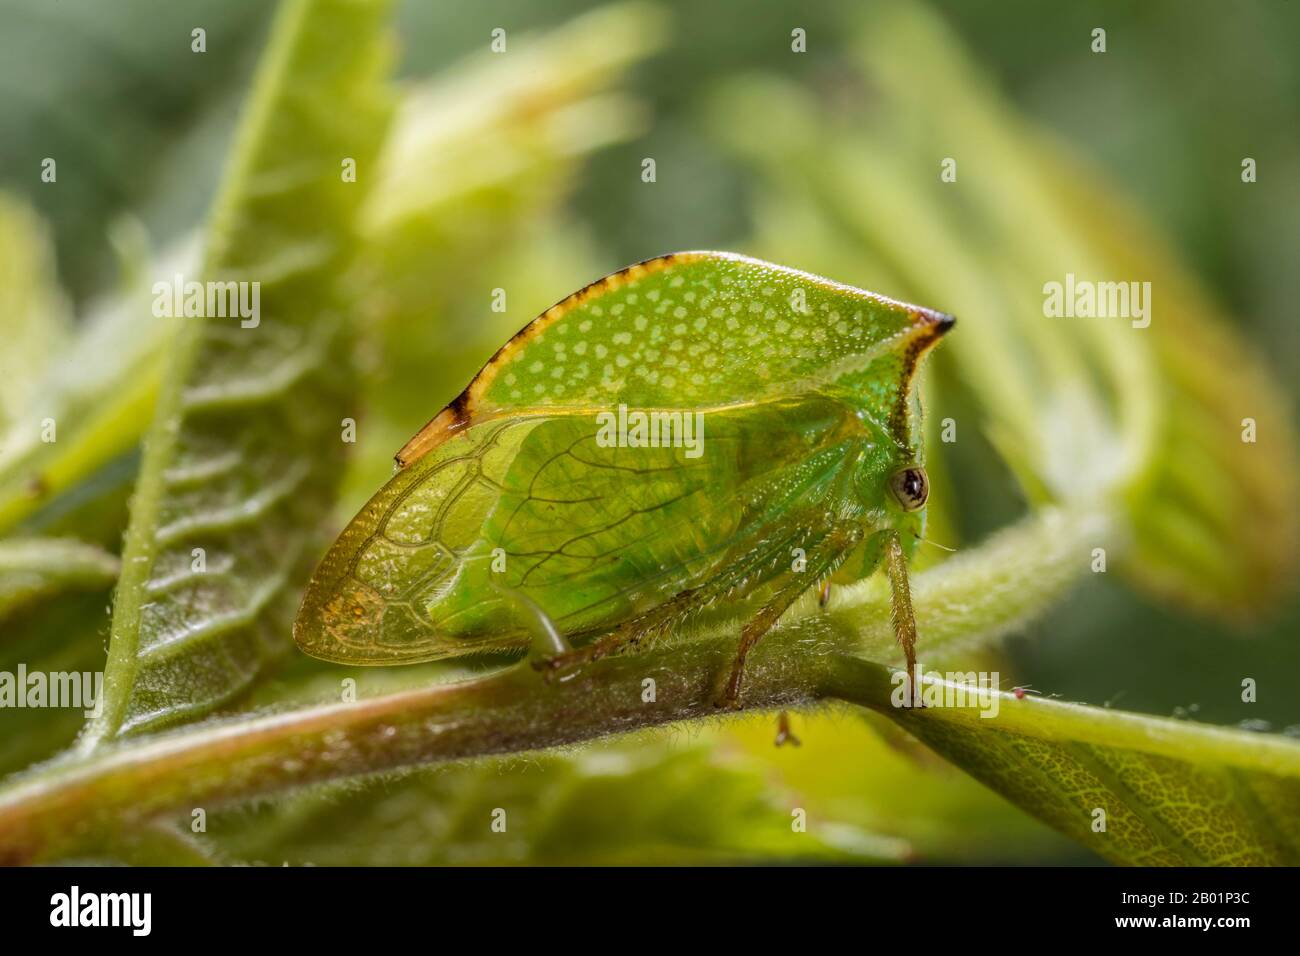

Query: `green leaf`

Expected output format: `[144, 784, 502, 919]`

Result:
[0, 537, 118, 623]
[828, 659, 1300, 866]
[85, 0, 392, 742]
[0, 3, 659, 540]
[0, 0, 271, 301]
[1, 0, 1289, 870]
[724, 710, 1088, 863]
[362, 1, 662, 241]
[0, 500, 1123, 864]
[342, 2, 662, 511]
[208, 740, 906, 866]
[847, 2, 1298, 616]
[0, 243, 186, 536]
[0, 195, 71, 430]
[4, 595, 1295, 866]
[709, 3, 1297, 616]
[0, 588, 112, 780]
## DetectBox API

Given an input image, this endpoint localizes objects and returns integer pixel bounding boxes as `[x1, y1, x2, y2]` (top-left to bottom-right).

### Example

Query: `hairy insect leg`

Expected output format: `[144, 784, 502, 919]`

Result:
[721, 524, 863, 709]
[774, 710, 801, 747]
[532, 586, 701, 679]
[883, 529, 921, 707]
[537, 517, 834, 681]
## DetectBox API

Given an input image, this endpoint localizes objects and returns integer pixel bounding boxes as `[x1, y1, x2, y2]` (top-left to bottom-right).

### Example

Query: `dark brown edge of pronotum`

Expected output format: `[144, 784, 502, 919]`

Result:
[888, 309, 956, 446]
[394, 251, 704, 468]
[394, 253, 955, 468]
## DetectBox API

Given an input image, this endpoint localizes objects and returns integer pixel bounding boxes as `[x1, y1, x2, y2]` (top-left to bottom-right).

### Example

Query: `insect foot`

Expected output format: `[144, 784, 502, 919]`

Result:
[774, 711, 801, 747]
[530, 649, 586, 684]
[904, 668, 926, 709]
[717, 659, 751, 710]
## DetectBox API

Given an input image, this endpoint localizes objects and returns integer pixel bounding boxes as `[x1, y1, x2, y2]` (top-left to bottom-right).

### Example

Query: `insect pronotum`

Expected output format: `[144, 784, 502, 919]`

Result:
[294, 252, 954, 707]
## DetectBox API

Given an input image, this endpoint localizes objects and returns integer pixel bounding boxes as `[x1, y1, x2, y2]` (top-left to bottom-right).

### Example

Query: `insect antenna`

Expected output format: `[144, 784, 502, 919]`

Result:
[911, 532, 957, 554]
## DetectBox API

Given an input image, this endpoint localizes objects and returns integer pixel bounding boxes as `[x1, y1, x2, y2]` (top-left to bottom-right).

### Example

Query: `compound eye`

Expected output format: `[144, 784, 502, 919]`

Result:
[890, 467, 929, 512]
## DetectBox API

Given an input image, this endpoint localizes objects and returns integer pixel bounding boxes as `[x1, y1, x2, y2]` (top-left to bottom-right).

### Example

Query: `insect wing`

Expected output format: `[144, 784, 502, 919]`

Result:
[294, 419, 542, 664]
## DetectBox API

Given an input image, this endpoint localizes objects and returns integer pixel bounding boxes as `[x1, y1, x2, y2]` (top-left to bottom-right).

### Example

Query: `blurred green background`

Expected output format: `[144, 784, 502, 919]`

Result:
[1, 0, 1297, 864]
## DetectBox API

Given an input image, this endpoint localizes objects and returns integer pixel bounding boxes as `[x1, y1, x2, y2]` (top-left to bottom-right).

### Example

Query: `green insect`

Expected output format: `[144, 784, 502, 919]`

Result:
[294, 252, 953, 707]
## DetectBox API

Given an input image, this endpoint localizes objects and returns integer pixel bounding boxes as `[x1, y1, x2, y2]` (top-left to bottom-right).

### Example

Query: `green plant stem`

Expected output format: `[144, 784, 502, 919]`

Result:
[0, 505, 1111, 863]
[2, 629, 825, 864]
[7, 614, 1298, 865]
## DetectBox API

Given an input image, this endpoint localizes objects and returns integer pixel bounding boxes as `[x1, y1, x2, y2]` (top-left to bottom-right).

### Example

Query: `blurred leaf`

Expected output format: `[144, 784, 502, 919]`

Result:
[0, 241, 190, 535]
[0, 3, 660, 543]
[830, 658, 1300, 866]
[0, 0, 270, 299]
[364, 2, 662, 240]
[0, 537, 118, 623]
[0, 0, 1293, 871]
[708, 2, 1298, 619]
[13, 451, 138, 550]
[343, 2, 663, 509]
[0, 195, 71, 428]
[0, 497, 1112, 863]
[850, 2, 1298, 617]
[7, 574, 1295, 866]
[0, 588, 110, 779]
[725, 710, 1087, 863]
[208, 739, 907, 866]
[85, 0, 393, 741]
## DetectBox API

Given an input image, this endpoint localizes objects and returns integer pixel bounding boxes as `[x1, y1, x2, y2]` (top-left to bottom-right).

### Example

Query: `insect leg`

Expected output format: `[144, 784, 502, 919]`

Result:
[721, 523, 864, 709]
[491, 581, 571, 659]
[883, 529, 921, 707]
[532, 585, 705, 679]
[536, 516, 834, 679]
[774, 710, 800, 747]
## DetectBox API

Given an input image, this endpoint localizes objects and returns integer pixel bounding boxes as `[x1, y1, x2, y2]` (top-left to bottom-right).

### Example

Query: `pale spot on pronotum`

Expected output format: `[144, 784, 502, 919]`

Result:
[341, 417, 356, 443]
[340, 677, 357, 704]
[791, 547, 806, 573]
[641, 677, 656, 703]
[941, 417, 956, 443]
[491, 287, 507, 313]
[940, 157, 957, 182]
[791, 808, 807, 833]
[641, 157, 657, 183]
[41, 158, 56, 183]
[191, 808, 206, 833]
[1241, 417, 1256, 443]
[1091, 547, 1107, 573]
[191, 27, 207, 53]
[491, 808, 507, 833]
[1091, 807, 1107, 833]
[490, 28, 506, 53]
[790, 27, 806, 53]
[1091, 27, 1106, 53]
[1242, 677, 1256, 703]
[490, 548, 507, 573]
[191, 547, 206, 573]
[341, 157, 356, 183]
[790, 287, 808, 314]
[1241, 158, 1256, 183]
[40, 417, 56, 443]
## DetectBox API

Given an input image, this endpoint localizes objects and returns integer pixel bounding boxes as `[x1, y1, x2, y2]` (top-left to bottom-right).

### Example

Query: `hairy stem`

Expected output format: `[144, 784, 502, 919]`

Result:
[0, 505, 1109, 863]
